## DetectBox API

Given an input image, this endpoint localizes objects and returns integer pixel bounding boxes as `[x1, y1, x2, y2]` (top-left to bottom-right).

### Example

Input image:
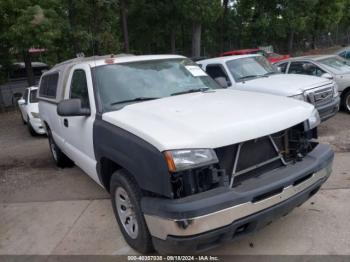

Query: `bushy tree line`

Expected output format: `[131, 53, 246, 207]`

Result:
[1, 0, 350, 85]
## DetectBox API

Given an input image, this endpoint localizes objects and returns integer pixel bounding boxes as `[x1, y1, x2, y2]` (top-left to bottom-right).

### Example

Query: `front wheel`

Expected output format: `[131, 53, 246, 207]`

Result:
[342, 90, 350, 113]
[110, 170, 154, 254]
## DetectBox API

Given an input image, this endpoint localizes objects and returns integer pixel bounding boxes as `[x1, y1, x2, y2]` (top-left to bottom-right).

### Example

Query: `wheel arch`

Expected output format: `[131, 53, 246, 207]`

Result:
[340, 86, 350, 109]
[98, 157, 136, 193]
[341, 86, 350, 97]
[93, 119, 173, 198]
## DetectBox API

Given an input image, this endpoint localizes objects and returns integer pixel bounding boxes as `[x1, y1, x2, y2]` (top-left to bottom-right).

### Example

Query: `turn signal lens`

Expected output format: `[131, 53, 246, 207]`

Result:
[163, 151, 176, 172]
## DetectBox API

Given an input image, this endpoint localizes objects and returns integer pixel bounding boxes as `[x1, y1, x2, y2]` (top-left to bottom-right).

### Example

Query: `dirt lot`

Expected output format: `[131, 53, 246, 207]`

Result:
[0, 111, 108, 203]
[0, 110, 350, 255]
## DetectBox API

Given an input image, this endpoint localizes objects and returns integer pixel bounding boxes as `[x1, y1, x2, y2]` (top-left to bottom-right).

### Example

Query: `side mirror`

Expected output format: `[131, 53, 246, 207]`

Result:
[57, 99, 90, 117]
[18, 98, 25, 105]
[214, 77, 229, 88]
[321, 73, 333, 80]
[276, 66, 282, 72]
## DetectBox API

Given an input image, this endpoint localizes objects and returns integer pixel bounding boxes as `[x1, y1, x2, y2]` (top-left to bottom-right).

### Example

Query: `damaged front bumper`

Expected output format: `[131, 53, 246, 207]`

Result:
[141, 144, 334, 253]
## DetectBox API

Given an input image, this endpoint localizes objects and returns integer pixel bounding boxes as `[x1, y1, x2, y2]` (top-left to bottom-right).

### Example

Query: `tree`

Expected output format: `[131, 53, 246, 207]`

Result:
[308, 0, 344, 48]
[180, 0, 221, 57]
[339, 0, 350, 44]
[2, 0, 63, 85]
[119, 0, 129, 52]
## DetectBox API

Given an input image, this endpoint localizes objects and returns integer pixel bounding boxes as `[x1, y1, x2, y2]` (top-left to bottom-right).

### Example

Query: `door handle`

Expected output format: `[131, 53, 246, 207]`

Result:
[63, 118, 69, 127]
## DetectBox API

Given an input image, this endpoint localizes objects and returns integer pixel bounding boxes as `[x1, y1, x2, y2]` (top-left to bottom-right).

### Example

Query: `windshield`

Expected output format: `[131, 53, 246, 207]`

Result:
[318, 56, 350, 74]
[226, 56, 277, 82]
[30, 89, 38, 103]
[93, 58, 222, 111]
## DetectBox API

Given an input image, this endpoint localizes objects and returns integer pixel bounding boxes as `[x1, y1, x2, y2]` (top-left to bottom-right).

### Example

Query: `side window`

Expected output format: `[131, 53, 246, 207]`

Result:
[205, 64, 230, 83]
[346, 51, 350, 59]
[47, 73, 59, 97]
[23, 89, 29, 104]
[339, 51, 346, 58]
[39, 73, 59, 98]
[289, 62, 325, 76]
[39, 76, 48, 97]
[70, 69, 90, 108]
[30, 89, 39, 103]
[277, 62, 288, 73]
[289, 62, 306, 74]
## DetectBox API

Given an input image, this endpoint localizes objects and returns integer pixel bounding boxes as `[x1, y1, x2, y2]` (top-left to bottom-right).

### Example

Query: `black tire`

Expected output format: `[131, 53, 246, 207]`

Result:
[47, 128, 74, 168]
[341, 89, 350, 113]
[27, 117, 38, 136]
[21, 113, 26, 125]
[110, 170, 154, 254]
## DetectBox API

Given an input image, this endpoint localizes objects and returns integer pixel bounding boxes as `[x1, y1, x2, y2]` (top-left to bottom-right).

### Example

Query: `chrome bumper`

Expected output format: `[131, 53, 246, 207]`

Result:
[144, 162, 332, 240]
[316, 96, 340, 121]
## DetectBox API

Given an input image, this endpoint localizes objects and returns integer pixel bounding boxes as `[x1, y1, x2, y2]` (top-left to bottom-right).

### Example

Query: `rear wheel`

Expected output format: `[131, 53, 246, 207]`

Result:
[110, 170, 154, 254]
[47, 128, 74, 168]
[342, 89, 350, 113]
[20, 113, 26, 125]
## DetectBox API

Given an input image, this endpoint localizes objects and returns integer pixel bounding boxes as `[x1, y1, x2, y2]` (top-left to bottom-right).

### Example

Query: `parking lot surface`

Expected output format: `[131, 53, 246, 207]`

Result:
[0, 111, 350, 255]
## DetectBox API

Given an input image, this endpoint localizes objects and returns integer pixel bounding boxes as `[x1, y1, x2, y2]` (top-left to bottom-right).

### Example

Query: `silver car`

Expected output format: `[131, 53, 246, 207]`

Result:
[275, 55, 350, 113]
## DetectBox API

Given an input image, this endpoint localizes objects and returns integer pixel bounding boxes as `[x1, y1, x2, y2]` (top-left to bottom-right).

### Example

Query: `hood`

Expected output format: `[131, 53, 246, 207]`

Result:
[102, 89, 314, 151]
[236, 74, 332, 97]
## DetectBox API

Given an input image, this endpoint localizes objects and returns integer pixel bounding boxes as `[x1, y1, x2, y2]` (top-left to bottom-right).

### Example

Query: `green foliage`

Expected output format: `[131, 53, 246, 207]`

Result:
[1, 0, 350, 72]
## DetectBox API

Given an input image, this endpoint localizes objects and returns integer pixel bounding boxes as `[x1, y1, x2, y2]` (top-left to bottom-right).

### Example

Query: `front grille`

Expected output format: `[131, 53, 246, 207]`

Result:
[215, 123, 317, 187]
[306, 86, 334, 107]
[170, 123, 318, 198]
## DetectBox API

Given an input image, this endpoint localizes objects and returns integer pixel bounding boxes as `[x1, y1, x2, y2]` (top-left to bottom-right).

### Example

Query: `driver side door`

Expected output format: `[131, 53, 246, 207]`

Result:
[62, 65, 100, 184]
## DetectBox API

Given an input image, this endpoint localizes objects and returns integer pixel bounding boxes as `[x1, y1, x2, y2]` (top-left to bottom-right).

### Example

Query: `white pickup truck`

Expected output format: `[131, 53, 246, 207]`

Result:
[38, 54, 334, 254]
[197, 54, 340, 121]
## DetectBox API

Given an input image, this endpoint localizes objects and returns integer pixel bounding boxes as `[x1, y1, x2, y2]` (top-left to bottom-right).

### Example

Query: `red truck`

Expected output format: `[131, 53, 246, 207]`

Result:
[221, 48, 290, 63]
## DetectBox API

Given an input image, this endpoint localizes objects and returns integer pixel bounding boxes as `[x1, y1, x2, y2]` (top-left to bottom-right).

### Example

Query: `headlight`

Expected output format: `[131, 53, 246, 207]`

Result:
[163, 149, 218, 172]
[291, 94, 305, 101]
[333, 82, 339, 97]
[31, 112, 40, 118]
[307, 108, 321, 129]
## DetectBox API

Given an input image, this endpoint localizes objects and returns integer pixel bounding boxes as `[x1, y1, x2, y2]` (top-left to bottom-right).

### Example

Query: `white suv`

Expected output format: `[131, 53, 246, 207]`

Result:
[198, 54, 340, 121]
[38, 54, 333, 254]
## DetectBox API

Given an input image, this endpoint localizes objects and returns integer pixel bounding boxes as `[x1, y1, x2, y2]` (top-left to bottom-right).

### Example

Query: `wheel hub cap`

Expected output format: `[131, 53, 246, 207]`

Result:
[50, 140, 58, 161]
[115, 187, 139, 239]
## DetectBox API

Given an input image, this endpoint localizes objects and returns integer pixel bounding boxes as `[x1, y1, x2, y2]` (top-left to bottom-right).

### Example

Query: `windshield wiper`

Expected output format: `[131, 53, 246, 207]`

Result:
[239, 74, 268, 81]
[171, 88, 209, 96]
[264, 71, 277, 76]
[110, 97, 159, 106]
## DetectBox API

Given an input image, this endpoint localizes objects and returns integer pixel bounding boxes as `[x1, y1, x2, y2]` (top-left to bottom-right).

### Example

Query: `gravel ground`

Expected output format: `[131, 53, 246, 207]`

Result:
[0, 110, 349, 203]
[318, 112, 350, 152]
[0, 110, 108, 203]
